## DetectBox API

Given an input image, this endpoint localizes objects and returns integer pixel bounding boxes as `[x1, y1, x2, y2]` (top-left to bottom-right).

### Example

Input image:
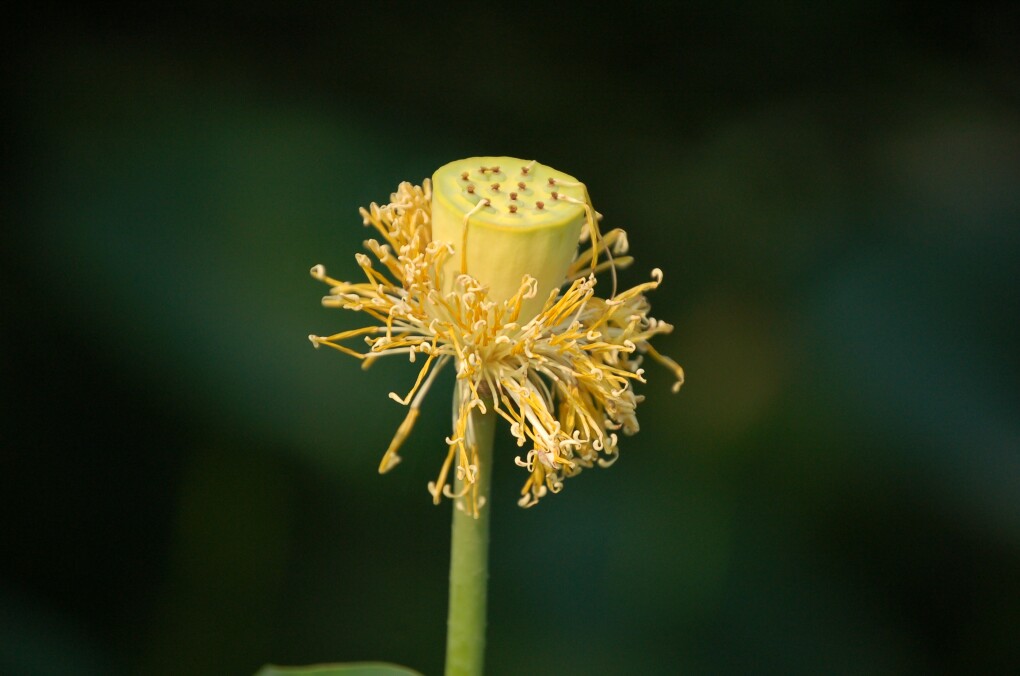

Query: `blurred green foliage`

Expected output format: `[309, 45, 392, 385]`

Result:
[3, 3, 1018, 675]
[257, 663, 422, 676]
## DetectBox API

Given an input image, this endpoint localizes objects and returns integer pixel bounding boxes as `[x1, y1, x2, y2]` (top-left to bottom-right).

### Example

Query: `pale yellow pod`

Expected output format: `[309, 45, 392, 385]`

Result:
[431, 156, 588, 321]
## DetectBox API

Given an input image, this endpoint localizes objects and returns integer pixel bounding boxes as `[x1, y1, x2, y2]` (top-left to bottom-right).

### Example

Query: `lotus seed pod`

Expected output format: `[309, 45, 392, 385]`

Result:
[431, 156, 588, 321]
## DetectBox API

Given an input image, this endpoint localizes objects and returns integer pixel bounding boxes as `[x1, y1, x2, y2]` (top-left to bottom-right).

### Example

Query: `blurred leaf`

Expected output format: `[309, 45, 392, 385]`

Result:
[256, 663, 422, 676]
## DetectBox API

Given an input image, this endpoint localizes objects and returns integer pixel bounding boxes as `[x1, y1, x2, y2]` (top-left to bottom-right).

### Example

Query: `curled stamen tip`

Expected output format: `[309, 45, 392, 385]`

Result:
[379, 455, 402, 473]
[308, 334, 322, 348]
[671, 367, 686, 392]
[651, 268, 664, 282]
[310, 264, 326, 279]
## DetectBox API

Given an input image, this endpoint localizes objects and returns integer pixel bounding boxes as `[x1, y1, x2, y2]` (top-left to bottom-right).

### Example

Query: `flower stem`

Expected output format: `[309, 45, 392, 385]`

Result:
[444, 399, 496, 676]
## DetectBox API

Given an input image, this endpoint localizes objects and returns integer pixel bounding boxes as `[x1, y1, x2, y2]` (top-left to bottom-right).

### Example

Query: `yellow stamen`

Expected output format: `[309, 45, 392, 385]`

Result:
[309, 166, 682, 507]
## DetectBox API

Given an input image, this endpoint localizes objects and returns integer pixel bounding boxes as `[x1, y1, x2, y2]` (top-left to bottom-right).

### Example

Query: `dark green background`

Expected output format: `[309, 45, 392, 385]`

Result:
[4, 3, 1018, 674]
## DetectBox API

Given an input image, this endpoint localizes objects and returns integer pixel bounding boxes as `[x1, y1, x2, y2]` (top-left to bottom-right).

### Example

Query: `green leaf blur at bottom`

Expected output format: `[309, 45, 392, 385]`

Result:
[256, 662, 423, 676]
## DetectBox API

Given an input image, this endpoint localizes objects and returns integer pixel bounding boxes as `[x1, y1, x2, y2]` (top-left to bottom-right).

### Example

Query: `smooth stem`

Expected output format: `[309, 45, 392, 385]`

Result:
[444, 400, 496, 676]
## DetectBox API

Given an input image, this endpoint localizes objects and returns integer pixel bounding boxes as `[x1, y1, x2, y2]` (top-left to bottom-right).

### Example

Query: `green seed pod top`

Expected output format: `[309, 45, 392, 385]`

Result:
[431, 156, 589, 321]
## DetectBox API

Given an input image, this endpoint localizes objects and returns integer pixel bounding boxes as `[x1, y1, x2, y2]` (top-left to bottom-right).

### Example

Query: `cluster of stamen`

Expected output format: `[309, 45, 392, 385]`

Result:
[309, 177, 683, 512]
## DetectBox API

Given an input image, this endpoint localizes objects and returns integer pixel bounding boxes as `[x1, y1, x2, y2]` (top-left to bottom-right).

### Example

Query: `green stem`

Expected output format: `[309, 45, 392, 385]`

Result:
[444, 399, 496, 676]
